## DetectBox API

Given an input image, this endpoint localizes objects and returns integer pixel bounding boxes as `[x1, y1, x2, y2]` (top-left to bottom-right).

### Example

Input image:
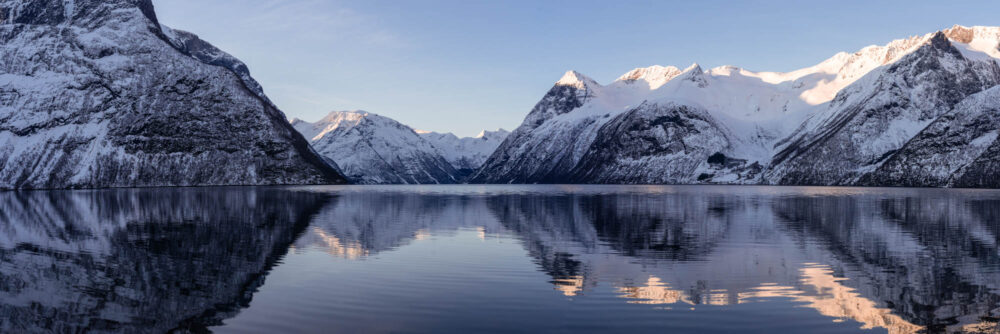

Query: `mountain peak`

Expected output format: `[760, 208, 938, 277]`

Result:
[941, 25, 1000, 44]
[683, 63, 703, 73]
[556, 70, 599, 89]
[924, 30, 962, 55]
[945, 25, 975, 43]
[320, 110, 369, 120]
[679, 63, 708, 88]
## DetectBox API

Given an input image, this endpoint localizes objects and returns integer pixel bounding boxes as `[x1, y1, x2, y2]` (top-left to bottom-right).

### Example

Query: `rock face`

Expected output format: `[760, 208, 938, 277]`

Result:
[566, 102, 734, 184]
[0, 0, 347, 189]
[473, 25, 1000, 187]
[859, 86, 1000, 187]
[292, 111, 460, 184]
[418, 128, 509, 177]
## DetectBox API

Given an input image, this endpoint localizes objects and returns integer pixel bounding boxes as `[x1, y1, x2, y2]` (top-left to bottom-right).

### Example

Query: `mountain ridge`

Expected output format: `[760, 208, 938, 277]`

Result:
[472, 25, 1000, 187]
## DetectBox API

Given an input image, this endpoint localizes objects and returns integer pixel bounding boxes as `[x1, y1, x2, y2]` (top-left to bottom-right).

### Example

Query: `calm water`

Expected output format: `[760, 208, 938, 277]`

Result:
[2, 185, 1000, 333]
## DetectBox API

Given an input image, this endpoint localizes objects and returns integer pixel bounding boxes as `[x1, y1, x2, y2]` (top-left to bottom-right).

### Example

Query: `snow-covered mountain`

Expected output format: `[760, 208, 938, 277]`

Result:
[292, 111, 458, 184]
[418, 128, 509, 176]
[292, 111, 508, 184]
[472, 25, 1000, 187]
[767, 28, 1000, 185]
[858, 85, 1000, 187]
[0, 0, 346, 189]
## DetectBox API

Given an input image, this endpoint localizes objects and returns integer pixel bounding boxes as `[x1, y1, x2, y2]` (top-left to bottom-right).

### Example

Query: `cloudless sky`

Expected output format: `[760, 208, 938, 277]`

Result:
[153, 0, 1000, 137]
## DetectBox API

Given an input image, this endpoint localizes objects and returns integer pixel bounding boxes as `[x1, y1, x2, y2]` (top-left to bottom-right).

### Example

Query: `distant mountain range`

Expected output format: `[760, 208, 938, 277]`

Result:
[2, 0, 999, 188]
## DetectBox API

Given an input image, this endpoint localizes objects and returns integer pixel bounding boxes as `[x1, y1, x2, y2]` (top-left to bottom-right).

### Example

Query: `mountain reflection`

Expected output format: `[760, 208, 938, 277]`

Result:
[4, 186, 1000, 333]
[0, 188, 331, 333]
[738, 264, 921, 334]
[301, 187, 1000, 333]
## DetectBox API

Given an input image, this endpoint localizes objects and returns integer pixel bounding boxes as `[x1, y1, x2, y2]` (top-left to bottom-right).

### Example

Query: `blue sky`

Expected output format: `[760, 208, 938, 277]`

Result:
[153, 0, 1000, 137]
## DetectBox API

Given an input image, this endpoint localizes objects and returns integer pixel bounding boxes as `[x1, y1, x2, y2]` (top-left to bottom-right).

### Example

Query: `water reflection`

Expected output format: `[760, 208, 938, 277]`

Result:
[295, 186, 1000, 333]
[3, 185, 1000, 333]
[738, 265, 921, 334]
[0, 188, 331, 333]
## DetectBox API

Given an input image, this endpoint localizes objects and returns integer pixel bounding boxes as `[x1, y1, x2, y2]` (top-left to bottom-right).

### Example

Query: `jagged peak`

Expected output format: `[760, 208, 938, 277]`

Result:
[941, 25, 1000, 60]
[946, 25, 976, 43]
[928, 30, 952, 46]
[556, 70, 600, 89]
[944, 25, 1000, 43]
[912, 30, 969, 59]
[844, 25, 1000, 66]
[676, 62, 704, 79]
[682, 63, 704, 73]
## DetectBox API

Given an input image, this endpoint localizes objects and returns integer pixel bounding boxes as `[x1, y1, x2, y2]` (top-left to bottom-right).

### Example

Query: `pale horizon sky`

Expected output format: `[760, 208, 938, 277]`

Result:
[152, 0, 1000, 137]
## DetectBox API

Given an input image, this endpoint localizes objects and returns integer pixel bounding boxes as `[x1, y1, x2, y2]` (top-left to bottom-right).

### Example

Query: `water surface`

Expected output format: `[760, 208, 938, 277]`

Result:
[2, 185, 1000, 333]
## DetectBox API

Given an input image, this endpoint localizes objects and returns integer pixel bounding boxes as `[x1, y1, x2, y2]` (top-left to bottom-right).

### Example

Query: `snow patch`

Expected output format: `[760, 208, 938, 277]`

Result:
[63, 0, 74, 23]
[970, 131, 998, 147]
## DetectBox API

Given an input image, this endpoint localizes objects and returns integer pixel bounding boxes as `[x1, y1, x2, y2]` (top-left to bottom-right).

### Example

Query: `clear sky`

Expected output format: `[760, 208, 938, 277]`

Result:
[152, 0, 1000, 137]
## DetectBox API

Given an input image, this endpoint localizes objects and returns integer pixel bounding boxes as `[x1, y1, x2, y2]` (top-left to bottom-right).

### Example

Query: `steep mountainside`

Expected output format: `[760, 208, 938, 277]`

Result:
[470, 71, 608, 183]
[0, 0, 346, 189]
[292, 111, 459, 184]
[473, 25, 1000, 187]
[767, 31, 1000, 185]
[566, 102, 736, 184]
[418, 128, 509, 175]
[858, 86, 1000, 187]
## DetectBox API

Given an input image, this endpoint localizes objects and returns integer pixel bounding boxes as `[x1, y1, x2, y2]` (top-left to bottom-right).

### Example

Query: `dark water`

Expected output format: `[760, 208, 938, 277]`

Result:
[2, 185, 1000, 333]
